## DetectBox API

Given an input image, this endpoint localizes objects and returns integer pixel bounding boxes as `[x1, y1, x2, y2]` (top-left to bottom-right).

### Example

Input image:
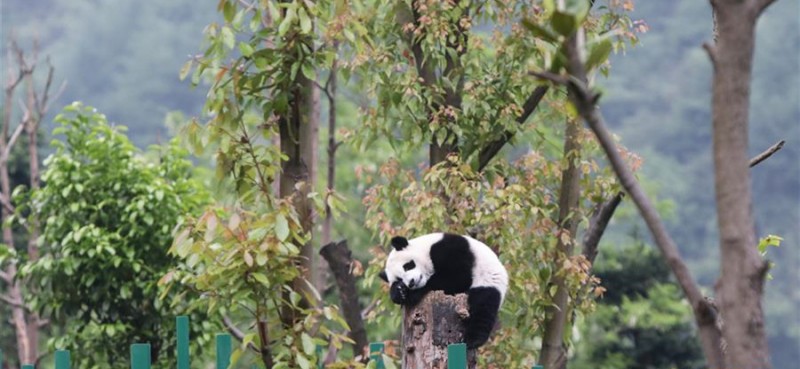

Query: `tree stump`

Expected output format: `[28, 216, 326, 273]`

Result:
[402, 291, 477, 369]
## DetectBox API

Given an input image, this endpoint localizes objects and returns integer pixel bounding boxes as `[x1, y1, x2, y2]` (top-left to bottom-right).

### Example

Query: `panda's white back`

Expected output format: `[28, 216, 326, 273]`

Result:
[463, 235, 509, 299]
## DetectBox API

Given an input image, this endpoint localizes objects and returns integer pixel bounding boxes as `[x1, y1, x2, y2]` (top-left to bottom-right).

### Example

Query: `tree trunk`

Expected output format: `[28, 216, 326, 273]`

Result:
[402, 291, 477, 369]
[539, 118, 582, 369]
[319, 241, 368, 357]
[278, 74, 315, 324]
[708, 1, 773, 368]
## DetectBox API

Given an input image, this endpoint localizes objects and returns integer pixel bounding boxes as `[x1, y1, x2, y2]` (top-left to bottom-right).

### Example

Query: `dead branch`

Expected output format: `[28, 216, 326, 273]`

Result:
[749, 140, 785, 168]
[319, 240, 368, 357]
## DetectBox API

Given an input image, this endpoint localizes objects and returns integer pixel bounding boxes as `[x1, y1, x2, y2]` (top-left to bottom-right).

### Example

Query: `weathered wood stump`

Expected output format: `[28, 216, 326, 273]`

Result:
[402, 291, 477, 369]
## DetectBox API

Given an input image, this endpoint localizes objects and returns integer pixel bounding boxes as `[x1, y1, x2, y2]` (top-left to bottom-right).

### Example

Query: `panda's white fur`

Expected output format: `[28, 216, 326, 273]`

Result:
[381, 232, 508, 348]
[384, 233, 508, 299]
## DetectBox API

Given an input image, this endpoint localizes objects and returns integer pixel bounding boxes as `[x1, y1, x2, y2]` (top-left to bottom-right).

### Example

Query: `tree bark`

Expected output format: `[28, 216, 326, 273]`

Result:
[278, 73, 315, 324]
[402, 291, 476, 369]
[707, 1, 773, 367]
[319, 241, 368, 357]
[539, 117, 582, 369]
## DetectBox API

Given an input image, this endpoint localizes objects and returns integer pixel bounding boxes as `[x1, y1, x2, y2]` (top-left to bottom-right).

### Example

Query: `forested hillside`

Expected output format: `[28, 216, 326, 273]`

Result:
[2, 0, 797, 367]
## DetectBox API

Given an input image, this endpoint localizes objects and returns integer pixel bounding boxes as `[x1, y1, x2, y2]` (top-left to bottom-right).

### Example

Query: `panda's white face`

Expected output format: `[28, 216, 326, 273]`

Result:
[384, 235, 437, 290]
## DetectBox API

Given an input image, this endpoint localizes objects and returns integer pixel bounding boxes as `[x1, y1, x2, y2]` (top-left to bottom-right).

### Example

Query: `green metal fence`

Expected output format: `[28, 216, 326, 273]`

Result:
[0, 316, 544, 369]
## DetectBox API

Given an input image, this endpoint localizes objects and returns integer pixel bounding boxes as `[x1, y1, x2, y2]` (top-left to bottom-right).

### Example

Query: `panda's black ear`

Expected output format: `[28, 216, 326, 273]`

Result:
[390, 236, 408, 251]
[379, 270, 388, 282]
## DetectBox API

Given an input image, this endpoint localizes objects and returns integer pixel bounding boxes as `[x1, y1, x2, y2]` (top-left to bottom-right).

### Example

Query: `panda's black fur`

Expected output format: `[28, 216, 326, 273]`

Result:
[380, 233, 508, 348]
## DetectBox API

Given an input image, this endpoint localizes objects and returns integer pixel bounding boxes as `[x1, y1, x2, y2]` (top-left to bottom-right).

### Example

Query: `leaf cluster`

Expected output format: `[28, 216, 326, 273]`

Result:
[17, 102, 211, 369]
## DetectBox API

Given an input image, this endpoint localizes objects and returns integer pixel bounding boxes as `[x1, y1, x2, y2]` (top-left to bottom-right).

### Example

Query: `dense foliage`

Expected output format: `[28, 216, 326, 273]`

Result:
[18, 103, 211, 368]
[572, 242, 704, 369]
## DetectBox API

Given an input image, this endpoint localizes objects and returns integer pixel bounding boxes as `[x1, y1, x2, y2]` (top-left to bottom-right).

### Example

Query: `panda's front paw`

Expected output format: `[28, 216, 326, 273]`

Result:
[390, 281, 410, 304]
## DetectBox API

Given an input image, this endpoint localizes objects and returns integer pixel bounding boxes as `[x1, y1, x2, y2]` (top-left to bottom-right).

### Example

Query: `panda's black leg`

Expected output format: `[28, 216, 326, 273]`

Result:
[464, 287, 502, 348]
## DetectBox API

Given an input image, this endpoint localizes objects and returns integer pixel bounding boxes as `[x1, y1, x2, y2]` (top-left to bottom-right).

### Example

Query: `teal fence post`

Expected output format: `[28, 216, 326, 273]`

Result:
[532, 365, 544, 369]
[55, 350, 71, 369]
[177, 316, 190, 369]
[216, 334, 232, 369]
[21, 365, 34, 369]
[447, 343, 467, 369]
[369, 342, 385, 369]
[130, 343, 151, 369]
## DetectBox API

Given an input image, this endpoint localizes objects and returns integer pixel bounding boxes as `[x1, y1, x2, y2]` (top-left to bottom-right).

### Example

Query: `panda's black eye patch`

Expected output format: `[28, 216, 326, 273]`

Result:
[403, 261, 416, 271]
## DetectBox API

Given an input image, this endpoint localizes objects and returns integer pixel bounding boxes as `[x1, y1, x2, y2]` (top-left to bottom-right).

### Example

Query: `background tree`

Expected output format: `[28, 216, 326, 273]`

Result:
[0, 37, 60, 369]
[19, 103, 211, 369]
[540, 0, 783, 366]
[162, 1, 359, 368]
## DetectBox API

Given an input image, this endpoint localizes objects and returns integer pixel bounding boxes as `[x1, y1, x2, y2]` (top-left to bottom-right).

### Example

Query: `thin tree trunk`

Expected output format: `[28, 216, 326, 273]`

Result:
[23, 62, 42, 362]
[707, 1, 774, 367]
[539, 118, 582, 369]
[2, 42, 32, 367]
[278, 74, 315, 324]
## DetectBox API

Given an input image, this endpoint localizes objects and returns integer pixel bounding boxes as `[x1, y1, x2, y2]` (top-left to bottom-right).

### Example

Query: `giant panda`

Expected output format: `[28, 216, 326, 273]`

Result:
[379, 232, 508, 348]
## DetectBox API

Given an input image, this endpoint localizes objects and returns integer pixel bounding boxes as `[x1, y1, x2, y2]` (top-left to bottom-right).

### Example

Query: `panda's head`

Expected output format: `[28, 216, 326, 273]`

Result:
[379, 236, 434, 304]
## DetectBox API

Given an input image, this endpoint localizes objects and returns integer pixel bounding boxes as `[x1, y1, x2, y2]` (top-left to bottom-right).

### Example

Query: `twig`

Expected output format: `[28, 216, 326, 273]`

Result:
[222, 314, 261, 353]
[2, 121, 26, 160]
[749, 140, 785, 168]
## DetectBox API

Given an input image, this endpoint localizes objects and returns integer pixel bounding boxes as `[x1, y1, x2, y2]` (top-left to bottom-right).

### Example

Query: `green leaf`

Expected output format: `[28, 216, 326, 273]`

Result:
[297, 354, 310, 369]
[221, 27, 236, 49]
[239, 42, 255, 57]
[298, 8, 312, 34]
[223, 1, 235, 23]
[301, 62, 315, 80]
[278, 7, 296, 36]
[275, 214, 290, 241]
[551, 11, 577, 37]
[301, 333, 315, 355]
[585, 39, 613, 71]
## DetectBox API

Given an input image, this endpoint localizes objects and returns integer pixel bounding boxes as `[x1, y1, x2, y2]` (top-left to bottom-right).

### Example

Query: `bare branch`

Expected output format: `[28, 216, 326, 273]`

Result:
[0, 269, 11, 283]
[582, 192, 624, 264]
[749, 140, 785, 168]
[221, 315, 260, 353]
[3, 121, 27, 160]
[0, 293, 24, 308]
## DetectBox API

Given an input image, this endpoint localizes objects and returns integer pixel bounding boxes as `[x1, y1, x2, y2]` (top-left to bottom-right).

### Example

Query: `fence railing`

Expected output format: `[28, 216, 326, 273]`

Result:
[1, 316, 545, 369]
